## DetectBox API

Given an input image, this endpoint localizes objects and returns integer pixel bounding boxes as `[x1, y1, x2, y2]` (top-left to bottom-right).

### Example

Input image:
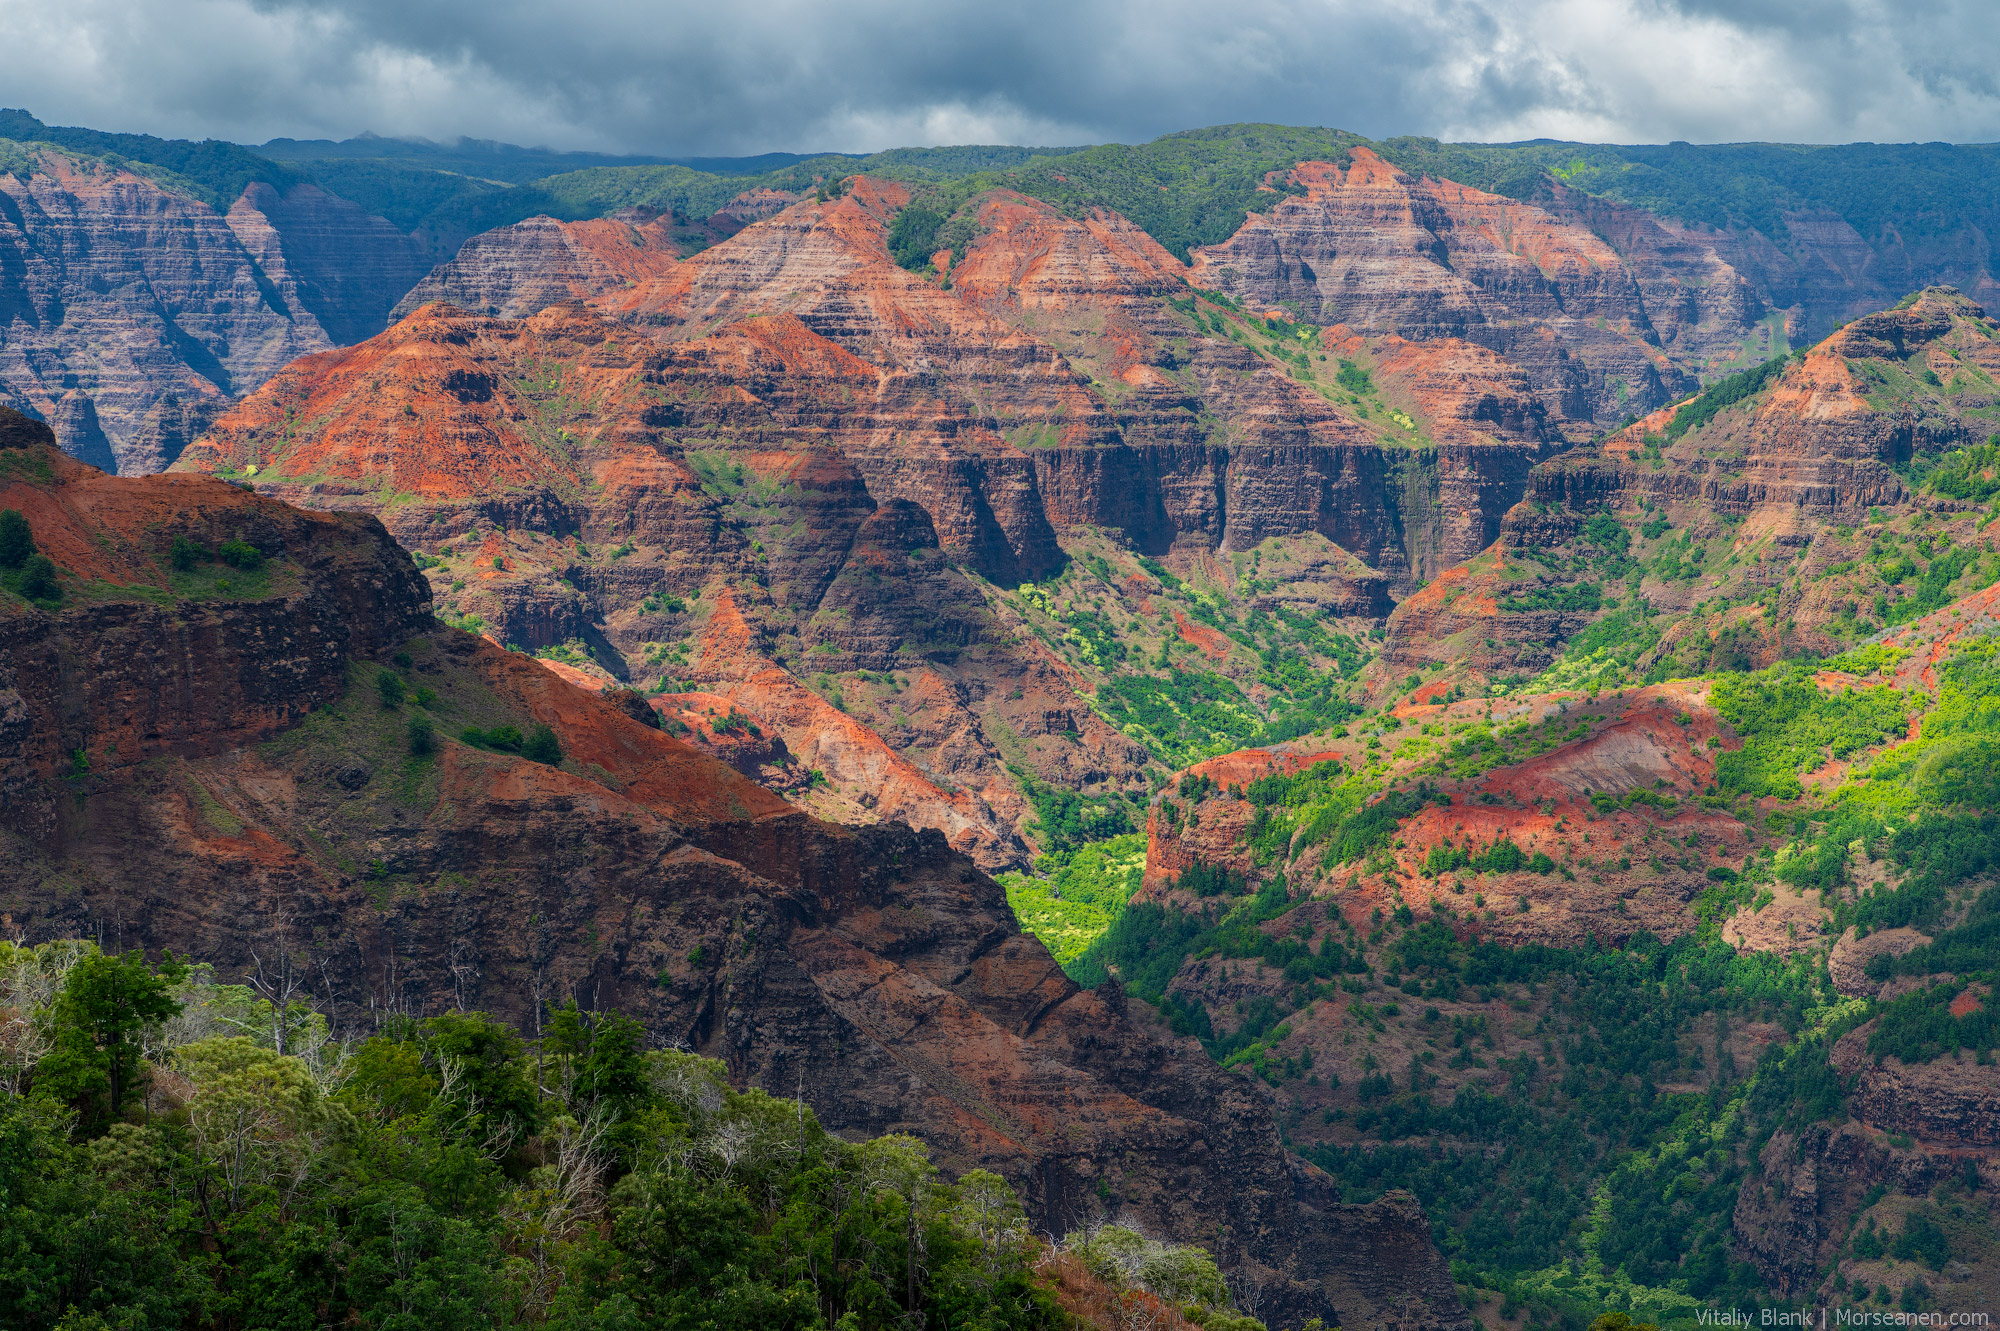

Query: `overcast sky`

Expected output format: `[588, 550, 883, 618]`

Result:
[4, 0, 1998, 154]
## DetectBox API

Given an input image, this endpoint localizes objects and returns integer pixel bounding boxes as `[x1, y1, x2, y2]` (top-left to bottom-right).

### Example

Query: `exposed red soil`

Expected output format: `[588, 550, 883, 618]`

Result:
[1172, 607, 1232, 660]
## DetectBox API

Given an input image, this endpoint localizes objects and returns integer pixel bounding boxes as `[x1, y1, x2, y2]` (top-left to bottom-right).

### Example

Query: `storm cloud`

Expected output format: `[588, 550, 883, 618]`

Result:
[3, 0, 1998, 153]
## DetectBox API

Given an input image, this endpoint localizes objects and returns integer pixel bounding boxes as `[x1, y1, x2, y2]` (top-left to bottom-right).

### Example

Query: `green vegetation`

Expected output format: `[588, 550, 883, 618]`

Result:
[885, 201, 986, 271]
[1371, 137, 2000, 260]
[1308, 929, 1829, 1307]
[981, 125, 1365, 261]
[0, 507, 61, 607]
[1094, 666, 1261, 768]
[1924, 438, 2000, 502]
[1500, 582, 1604, 614]
[1013, 769, 1135, 856]
[1062, 1225, 1261, 1330]
[0, 941, 1103, 1331]
[1053, 614, 2000, 1324]
[1865, 973, 1996, 1065]
[1523, 604, 1667, 695]
[0, 108, 305, 209]
[1707, 663, 1908, 799]
[1000, 832, 1147, 963]
[1662, 357, 1789, 441]
[459, 721, 563, 764]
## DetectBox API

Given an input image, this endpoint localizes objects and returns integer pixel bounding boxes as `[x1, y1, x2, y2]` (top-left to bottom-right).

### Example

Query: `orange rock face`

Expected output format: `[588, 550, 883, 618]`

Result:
[179, 174, 1600, 867]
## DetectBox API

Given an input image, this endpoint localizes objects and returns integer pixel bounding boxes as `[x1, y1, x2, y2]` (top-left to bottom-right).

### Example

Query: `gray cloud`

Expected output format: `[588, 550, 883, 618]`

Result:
[1, 0, 1997, 153]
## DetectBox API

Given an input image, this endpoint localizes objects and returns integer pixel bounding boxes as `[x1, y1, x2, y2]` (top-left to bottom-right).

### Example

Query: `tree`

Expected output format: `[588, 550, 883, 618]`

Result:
[0, 940, 90, 1094]
[34, 950, 181, 1132]
[0, 509, 32, 567]
[175, 1035, 343, 1210]
[420, 1012, 540, 1150]
[14, 554, 60, 603]
[522, 723, 563, 766]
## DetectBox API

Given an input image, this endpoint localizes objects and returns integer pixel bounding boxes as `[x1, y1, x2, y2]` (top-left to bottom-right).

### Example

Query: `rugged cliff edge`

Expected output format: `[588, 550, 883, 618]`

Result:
[0, 413, 1471, 1331]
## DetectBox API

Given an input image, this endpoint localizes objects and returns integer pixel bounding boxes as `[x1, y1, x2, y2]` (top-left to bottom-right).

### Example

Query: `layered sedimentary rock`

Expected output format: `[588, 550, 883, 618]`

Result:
[0, 430, 1472, 1331]
[225, 180, 432, 344]
[0, 147, 426, 473]
[1188, 149, 1735, 430]
[389, 212, 684, 321]
[605, 179, 1550, 580]
[1535, 289, 2000, 526]
[180, 180, 1587, 858]
[1379, 287, 2000, 681]
[177, 300, 1138, 867]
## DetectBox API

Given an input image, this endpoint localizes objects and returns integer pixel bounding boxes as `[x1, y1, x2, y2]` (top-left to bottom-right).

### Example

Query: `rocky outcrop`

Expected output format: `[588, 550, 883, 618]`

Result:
[605, 180, 1551, 582]
[0, 412, 432, 833]
[176, 176, 1709, 864]
[1376, 543, 1596, 687]
[1188, 150, 1713, 431]
[1732, 1121, 1981, 1299]
[0, 448, 1471, 1331]
[1380, 287, 2000, 677]
[388, 212, 683, 321]
[175, 301, 1127, 867]
[1138, 679, 1748, 947]
[1828, 926, 1934, 998]
[1832, 1020, 2000, 1149]
[0, 147, 426, 474]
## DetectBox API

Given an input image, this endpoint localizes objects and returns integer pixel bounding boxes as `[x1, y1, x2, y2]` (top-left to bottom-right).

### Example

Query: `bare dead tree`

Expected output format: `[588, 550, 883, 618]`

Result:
[243, 950, 314, 1056]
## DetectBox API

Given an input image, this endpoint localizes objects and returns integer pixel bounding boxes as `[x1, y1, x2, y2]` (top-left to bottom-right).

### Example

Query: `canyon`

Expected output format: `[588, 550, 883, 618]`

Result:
[0, 409, 1468, 1331]
[5, 115, 2000, 1331]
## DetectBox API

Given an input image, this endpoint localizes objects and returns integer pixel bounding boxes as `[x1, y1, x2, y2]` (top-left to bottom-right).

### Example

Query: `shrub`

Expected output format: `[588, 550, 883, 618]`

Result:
[406, 714, 435, 756]
[460, 725, 524, 753]
[522, 723, 563, 766]
[1891, 1212, 1952, 1271]
[14, 553, 60, 604]
[216, 538, 264, 571]
[1664, 356, 1788, 440]
[1913, 734, 2000, 809]
[0, 508, 33, 567]
[375, 672, 406, 709]
[169, 534, 203, 570]
[1472, 838, 1525, 874]
[1174, 860, 1246, 897]
[888, 204, 945, 270]
[1925, 438, 2000, 501]
[1500, 582, 1603, 614]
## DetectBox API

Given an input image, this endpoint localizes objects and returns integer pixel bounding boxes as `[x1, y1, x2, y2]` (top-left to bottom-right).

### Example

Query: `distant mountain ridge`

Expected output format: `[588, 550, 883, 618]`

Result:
[6, 109, 2000, 475]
